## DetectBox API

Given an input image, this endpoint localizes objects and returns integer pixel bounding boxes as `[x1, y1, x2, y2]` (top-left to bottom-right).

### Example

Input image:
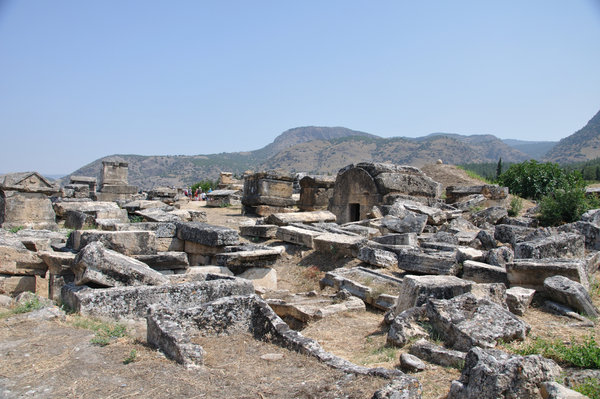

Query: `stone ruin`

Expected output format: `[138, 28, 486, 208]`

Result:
[95, 160, 138, 201]
[298, 174, 335, 211]
[328, 163, 443, 224]
[1, 161, 598, 398]
[241, 171, 296, 216]
[0, 172, 59, 230]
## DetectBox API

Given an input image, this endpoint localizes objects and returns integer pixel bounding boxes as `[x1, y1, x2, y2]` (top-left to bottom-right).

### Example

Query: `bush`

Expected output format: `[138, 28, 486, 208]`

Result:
[507, 196, 523, 217]
[538, 187, 599, 226]
[498, 160, 583, 200]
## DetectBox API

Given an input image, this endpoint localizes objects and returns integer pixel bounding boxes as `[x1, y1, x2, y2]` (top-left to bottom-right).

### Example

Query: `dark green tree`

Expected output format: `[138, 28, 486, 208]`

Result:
[496, 158, 503, 180]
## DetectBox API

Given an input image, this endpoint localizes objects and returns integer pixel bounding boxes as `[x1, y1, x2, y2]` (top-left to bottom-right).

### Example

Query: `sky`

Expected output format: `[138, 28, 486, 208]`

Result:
[1, 1, 600, 175]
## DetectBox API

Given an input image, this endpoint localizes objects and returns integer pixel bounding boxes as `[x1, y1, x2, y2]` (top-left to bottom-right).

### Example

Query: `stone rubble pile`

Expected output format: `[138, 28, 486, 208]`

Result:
[2, 161, 599, 398]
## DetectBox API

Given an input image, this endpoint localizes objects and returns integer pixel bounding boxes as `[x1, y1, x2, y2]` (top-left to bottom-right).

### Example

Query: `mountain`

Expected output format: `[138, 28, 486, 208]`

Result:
[63, 127, 533, 190]
[544, 109, 600, 164]
[501, 139, 557, 159]
[259, 134, 530, 175]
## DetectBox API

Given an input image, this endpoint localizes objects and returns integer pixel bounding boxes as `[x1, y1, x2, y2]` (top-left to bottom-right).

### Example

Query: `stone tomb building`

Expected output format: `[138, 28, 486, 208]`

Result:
[96, 161, 138, 201]
[0, 172, 59, 230]
[242, 171, 296, 216]
[298, 175, 336, 211]
[328, 163, 443, 224]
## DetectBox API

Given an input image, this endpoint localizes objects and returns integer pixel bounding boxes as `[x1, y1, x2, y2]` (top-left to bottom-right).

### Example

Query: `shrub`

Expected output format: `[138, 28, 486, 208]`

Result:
[498, 160, 583, 200]
[538, 187, 599, 226]
[507, 196, 523, 217]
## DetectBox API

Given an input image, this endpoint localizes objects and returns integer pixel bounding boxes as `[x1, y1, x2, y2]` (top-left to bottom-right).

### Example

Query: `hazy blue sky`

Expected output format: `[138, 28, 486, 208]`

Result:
[1, 1, 600, 175]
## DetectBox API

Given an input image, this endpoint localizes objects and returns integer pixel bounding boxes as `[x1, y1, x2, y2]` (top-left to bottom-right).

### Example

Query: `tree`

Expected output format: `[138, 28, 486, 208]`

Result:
[496, 158, 503, 180]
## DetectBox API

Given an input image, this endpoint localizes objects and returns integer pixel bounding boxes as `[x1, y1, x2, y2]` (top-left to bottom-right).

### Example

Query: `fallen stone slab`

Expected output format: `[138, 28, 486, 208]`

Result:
[0, 275, 36, 296]
[156, 237, 184, 252]
[71, 230, 157, 255]
[320, 267, 403, 310]
[64, 210, 97, 230]
[426, 293, 530, 351]
[558, 221, 600, 250]
[543, 275, 599, 318]
[515, 233, 584, 259]
[371, 377, 422, 399]
[470, 207, 508, 226]
[72, 242, 168, 288]
[581, 208, 600, 225]
[275, 225, 322, 248]
[462, 260, 508, 285]
[133, 251, 189, 271]
[382, 213, 428, 234]
[447, 347, 561, 399]
[0, 241, 47, 276]
[239, 224, 278, 238]
[313, 233, 367, 257]
[386, 246, 459, 275]
[494, 224, 534, 246]
[53, 200, 128, 222]
[147, 293, 410, 380]
[135, 208, 181, 223]
[543, 300, 595, 326]
[419, 241, 457, 252]
[541, 381, 589, 399]
[266, 291, 365, 323]
[485, 246, 514, 267]
[176, 222, 239, 246]
[184, 266, 233, 276]
[38, 250, 76, 301]
[505, 286, 535, 316]
[62, 274, 254, 319]
[446, 185, 508, 203]
[339, 224, 380, 238]
[265, 210, 336, 226]
[409, 338, 466, 369]
[387, 306, 428, 347]
[400, 353, 426, 372]
[456, 247, 485, 263]
[237, 267, 277, 290]
[113, 222, 177, 237]
[214, 245, 284, 269]
[401, 202, 446, 225]
[357, 245, 398, 268]
[372, 233, 417, 246]
[506, 259, 589, 291]
[394, 275, 472, 313]
[469, 283, 508, 309]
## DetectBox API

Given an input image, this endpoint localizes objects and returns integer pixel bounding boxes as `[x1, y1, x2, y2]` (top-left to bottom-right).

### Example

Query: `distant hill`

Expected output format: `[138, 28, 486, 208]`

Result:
[501, 139, 557, 159]
[545, 109, 600, 164]
[63, 127, 535, 189]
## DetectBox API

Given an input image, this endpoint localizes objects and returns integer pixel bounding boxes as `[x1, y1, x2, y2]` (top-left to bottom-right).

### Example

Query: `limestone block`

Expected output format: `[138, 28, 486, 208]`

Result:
[114, 222, 177, 237]
[62, 275, 254, 319]
[265, 210, 336, 226]
[409, 338, 466, 369]
[543, 275, 599, 317]
[506, 286, 535, 316]
[389, 247, 459, 275]
[541, 382, 589, 399]
[507, 259, 589, 291]
[72, 230, 157, 255]
[426, 293, 530, 351]
[176, 222, 239, 246]
[0, 244, 47, 276]
[52, 200, 128, 221]
[387, 306, 428, 347]
[0, 274, 36, 296]
[313, 233, 367, 257]
[135, 208, 181, 222]
[462, 260, 508, 285]
[185, 266, 233, 276]
[394, 275, 472, 313]
[558, 221, 600, 250]
[358, 246, 398, 268]
[372, 233, 418, 246]
[447, 347, 560, 399]
[515, 233, 585, 259]
[156, 237, 184, 252]
[239, 224, 278, 238]
[72, 241, 168, 287]
[238, 267, 277, 290]
[133, 252, 189, 271]
[494, 224, 534, 246]
[456, 247, 485, 263]
[276, 225, 323, 248]
[0, 191, 57, 230]
[214, 245, 284, 269]
[382, 213, 427, 234]
[470, 207, 508, 226]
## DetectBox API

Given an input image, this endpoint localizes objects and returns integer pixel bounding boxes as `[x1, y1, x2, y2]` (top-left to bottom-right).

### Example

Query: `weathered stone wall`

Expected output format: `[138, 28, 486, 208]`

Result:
[0, 190, 57, 230]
